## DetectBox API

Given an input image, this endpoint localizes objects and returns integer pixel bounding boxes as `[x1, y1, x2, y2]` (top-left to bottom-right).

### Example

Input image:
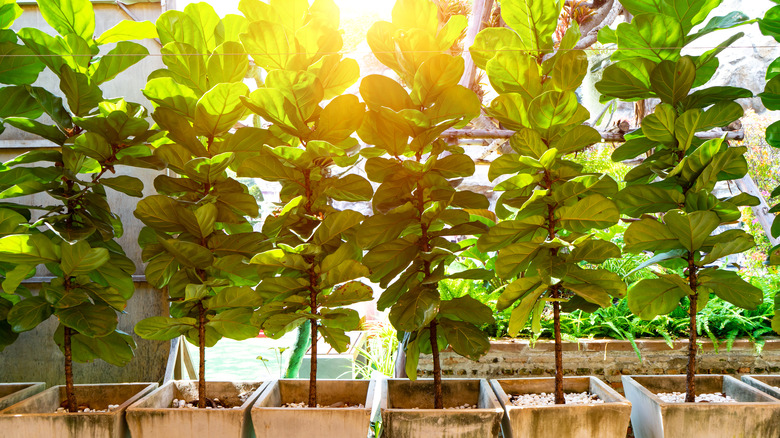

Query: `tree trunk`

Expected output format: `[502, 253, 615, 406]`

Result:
[685, 254, 699, 403]
[429, 318, 443, 409]
[552, 287, 565, 405]
[197, 303, 206, 409]
[308, 319, 318, 407]
[63, 326, 77, 412]
[686, 293, 698, 403]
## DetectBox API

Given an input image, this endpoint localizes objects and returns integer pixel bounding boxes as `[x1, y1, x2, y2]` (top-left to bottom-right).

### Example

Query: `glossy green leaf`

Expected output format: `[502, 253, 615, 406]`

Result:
[7, 296, 52, 332]
[56, 302, 116, 337]
[96, 19, 158, 45]
[38, 0, 95, 40]
[388, 286, 439, 332]
[135, 316, 195, 340]
[627, 277, 689, 320]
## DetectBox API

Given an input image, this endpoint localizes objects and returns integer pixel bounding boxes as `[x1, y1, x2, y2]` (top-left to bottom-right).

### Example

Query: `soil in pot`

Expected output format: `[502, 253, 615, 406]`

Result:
[509, 391, 604, 407]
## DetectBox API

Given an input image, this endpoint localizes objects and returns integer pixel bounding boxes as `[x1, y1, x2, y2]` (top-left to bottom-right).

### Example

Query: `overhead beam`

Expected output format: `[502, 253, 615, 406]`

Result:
[440, 128, 745, 143]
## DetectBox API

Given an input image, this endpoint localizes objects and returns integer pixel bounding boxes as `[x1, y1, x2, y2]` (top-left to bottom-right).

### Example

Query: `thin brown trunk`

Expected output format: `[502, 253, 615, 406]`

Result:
[552, 287, 565, 405]
[429, 319, 443, 409]
[686, 293, 698, 403]
[197, 303, 206, 409]
[308, 318, 318, 407]
[685, 254, 699, 403]
[63, 326, 77, 412]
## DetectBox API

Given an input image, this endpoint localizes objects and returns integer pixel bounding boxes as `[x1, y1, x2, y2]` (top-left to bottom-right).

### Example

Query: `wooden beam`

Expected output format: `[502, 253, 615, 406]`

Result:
[458, 0, 494, 89]
[441, 128, 745, 143]
[733, 176, 780, 247]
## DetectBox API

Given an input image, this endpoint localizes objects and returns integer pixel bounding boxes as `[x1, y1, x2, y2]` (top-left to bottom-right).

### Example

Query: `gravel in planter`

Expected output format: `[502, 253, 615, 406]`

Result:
[509, 392, 604, 407]
[655, 392, 736, 403]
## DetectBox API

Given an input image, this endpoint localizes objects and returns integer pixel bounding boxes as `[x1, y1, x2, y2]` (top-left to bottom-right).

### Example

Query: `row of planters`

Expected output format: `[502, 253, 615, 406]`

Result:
[0, 0, 779, 437]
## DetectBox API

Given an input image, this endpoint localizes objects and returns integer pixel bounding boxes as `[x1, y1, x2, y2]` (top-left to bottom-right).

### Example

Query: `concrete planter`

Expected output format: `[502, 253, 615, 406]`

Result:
[741, 375, 780, 399]
[490, 376, 631, 438]
[622, 375, 780, 438]
[379, 378, 503, 438]
[0, 383, 45, 411]
[126, 380, 266, 438]
[0, 382, 156, 438]
[251, 379, 375, 438]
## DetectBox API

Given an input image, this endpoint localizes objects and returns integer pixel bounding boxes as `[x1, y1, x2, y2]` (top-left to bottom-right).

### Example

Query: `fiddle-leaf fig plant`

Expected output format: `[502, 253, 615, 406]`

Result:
[473, 0, 625, 404]
[596, 0, 761, 402]
[758, 3, 780, 333]
[0, 0, 158, 412]
[236, 0, 374, 408]
[358, 0, 494, 409]
[132, 3, 270, 409]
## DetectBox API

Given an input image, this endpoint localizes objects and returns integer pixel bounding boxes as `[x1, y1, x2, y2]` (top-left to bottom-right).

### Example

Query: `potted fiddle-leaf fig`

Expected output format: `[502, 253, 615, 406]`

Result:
[597, 1, 780, 437]
[235, 0, 376, 436]
[358, 0, 502, 436]
[127, 4, 269, 438]
[471, 1, 630, 437]
[0, 0, 159, 436]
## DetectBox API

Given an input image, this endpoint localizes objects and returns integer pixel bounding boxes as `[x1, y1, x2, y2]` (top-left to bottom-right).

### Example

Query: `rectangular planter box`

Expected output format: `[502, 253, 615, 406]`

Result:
[0, 382, 157, 438]
[741, 375, 780, 399]
[0, 383, 45, 411]
[380, 378, 503, 438]
[490, 376, 631, 438]
[126, 380, 266, 438]
[622, 375, 780, 438]
[251, 379, 375, 438]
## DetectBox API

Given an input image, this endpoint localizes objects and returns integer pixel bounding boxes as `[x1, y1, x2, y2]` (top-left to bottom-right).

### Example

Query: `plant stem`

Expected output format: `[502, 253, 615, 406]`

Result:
[63, 326, 77, 412]
[197, 302, 206, 409]
[686, 253, 699, 403]
[552, 286, 565, 405]
[429, 318, 443, 409]
[308, 291, 318, 408]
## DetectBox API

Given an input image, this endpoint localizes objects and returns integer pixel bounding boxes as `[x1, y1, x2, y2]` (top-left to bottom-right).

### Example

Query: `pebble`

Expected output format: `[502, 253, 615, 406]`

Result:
[170, 398, 241, 409]
[656, 392, 737, 403]
[281, 402, 365, 408]
[451, 404, 478, 409]
[54, 404, 119, 413]
[510, 392, 604, 407]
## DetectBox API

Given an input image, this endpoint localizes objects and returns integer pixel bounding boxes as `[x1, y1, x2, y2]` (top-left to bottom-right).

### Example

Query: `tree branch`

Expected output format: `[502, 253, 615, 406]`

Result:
[574, 0, 623, 50]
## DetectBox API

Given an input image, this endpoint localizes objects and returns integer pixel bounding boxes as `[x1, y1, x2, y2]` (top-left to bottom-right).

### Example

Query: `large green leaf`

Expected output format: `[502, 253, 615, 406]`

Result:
[91, 42, 148, 85]
[159, 238, 214, 269]
[650, 57, 696, 105]
[615, 185, 685, 217]
[556, 194, 619, 233]
[312, 209, 364, 245]
[486, 50, 541, 100]
[207, 41, 249, 85]
[664, 210, 720, 252]
[469, 26, 523, 70]
[134, 316, 195, 340]
[7, 296, 52, 332]
[194, 82, 249, 137]
[0, 42, 46, 85]
[38, 0, 95, 40]
[96, 19, 158, 45]
[209, 308, 258, 340]
[627, 277, 689, 320]
[59, 65, 103, 117]
[439, 317, 490, 360]
[624, 218, 684, 253]
[56, 302, 117, 337]
[698, 268, 762, 310]
[500, 0, 561, 52]
[60, 241, 109, 276]
[0, 234, 60, 264]
[388, 286, 440, 332]
[614, 14, 684, 63]
[55, 327, 135, 366]
[596, 59, 655, 102]
[439, 296, 494, 325]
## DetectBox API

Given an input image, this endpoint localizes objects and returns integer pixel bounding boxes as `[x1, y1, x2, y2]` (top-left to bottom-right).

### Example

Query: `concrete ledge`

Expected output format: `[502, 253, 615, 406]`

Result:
[418, 338, 780, 387]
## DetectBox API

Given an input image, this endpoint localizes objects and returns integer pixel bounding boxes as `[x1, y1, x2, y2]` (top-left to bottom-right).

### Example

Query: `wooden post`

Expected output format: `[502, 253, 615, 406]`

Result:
[734, 176, 780, 247]
[459, 0, 494, 89]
